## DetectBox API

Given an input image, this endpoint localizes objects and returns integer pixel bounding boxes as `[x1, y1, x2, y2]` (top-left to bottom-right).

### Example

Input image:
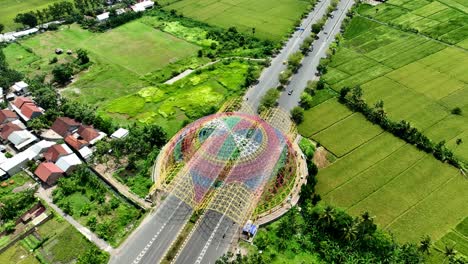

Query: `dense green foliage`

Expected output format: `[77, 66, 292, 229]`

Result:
[52, 166, 141, 246]
[259, 88, 280, 113]
[219, 205, 426, 264]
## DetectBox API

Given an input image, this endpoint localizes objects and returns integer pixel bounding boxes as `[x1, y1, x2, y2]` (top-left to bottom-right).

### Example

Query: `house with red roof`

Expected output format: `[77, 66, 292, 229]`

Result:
[43, 144, 73, 162]
[51, 117, 81, 137]
[13, 97, 33, 109]
[77, 125, 106, 145]
[65, 135, 88, 151]
[34, 162, 64, 185]
[21, 104, 42, 120]
[10, 97, 43, 122]
[0, 122, 22, 141]
[0, 110, 18, 124]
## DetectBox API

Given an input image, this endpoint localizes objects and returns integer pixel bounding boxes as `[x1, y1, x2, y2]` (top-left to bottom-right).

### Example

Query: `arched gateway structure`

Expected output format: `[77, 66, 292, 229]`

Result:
[114, 112, 299, 264]
[157, 112, 297, 224]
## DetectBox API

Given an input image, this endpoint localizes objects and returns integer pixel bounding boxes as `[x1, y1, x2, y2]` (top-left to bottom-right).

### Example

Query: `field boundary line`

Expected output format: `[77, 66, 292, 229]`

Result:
[315, 122, 385, 158]
[384, 173, 458, 230]
[310, 111, 358, 138]
[322, 141, 409, 197]
[346, 153, 427, 212]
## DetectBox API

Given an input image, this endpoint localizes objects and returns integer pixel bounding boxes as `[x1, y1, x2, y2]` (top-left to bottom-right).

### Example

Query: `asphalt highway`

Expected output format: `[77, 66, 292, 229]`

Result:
[109, 195, 192, 264]
[174, 210, 237, 264]
[244, 0, 332, 110]
[278, 0, 356, 111]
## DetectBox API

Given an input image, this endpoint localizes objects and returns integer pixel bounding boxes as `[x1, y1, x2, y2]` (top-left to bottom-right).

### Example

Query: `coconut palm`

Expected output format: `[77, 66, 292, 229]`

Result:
[443, 245, 456, 263]
[418, 235, 431, 254]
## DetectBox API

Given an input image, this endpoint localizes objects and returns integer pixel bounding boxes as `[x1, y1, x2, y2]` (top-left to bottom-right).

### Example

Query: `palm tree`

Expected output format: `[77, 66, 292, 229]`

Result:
[319, 205, 335, 229]
[342, 220, 358, 243]
[443, 245, 456, 263]
[418, 235, 431, 254]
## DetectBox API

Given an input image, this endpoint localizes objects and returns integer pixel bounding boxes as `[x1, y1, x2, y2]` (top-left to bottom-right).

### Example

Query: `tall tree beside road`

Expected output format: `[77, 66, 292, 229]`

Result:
[14, 12, 38, 28]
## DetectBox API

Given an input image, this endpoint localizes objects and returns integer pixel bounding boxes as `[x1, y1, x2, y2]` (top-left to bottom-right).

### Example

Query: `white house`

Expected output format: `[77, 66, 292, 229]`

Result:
[131, 0, 154, 12]
[78, 146, 93, 160]
[96, 12, 110, 22]
[24, 140, 56, 160]
[0, 151, 29, 175]
[56, 153, 82, 174]
[111, 128, 129, 139]
[11, 81, 29, 94]
[8, 130, 38, 150]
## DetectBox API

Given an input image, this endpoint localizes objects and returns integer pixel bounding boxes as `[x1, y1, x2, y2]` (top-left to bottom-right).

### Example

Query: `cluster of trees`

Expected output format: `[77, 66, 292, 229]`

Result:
[148, 9, 276, 59]
[279, 52, 304, 86]
[77, 248, 109, 264]
[218, 204, 429, 264]
[14, 1, 75, 28]
[258, 88, 280, 113]
[0, 190, 36, 234]
[339, 86, 466, 171]
[53, 165, 141, 242]
[84, 11, 143, 32]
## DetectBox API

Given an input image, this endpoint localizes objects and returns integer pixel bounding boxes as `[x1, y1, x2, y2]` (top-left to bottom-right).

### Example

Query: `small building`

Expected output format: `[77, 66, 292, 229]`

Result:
[79, 146, 93, 160]
[96, 12, 110, 22]
[56, 154, 82, 174]
[0, 122, 22, 141]
[35, 162, 64, 185]
[111, 128, 129, 139]
[51, 117, 80, 137]
[116, 8, 126, 15]
[44, 144, 73, 162]
[131, 0, 154, 12]
[0, 109, 18, 124]
[25, 140, 56, 160]
[11, 97, 43, 122]
[0, 151, 29, 175]
[21, 103, 43, 120]
[8, 130, 38, 150]
[64, 135, 88, 151]
[11, 81, 29, 94]
[77, 125, 106, 145]
[13, 96, 33, 109]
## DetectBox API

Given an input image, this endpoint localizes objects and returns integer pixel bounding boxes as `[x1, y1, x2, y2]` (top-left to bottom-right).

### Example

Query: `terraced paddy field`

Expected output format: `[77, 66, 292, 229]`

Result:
[0, 0, 66, 31]
[162, 0, 312, 40]
[298, 99, 468, 259]
[321, 12, 468, 163]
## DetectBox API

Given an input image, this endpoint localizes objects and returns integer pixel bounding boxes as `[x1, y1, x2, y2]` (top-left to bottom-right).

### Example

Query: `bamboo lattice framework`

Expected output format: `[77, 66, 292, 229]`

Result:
[158, 112, 297, 224]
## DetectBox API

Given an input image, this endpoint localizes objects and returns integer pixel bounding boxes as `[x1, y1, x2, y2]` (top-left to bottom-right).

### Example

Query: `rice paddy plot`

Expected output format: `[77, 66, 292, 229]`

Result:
[347, 155, 457, 227]
[163, 0, 311, 41]
[315, 132, 406, 196]
[297, 98, 352, 137]
[323, 144, 426, 209]
[312, 113, 383, 157]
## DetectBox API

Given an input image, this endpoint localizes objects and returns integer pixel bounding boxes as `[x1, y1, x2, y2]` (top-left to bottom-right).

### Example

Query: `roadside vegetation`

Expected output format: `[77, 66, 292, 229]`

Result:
[52, 165, 141, 246]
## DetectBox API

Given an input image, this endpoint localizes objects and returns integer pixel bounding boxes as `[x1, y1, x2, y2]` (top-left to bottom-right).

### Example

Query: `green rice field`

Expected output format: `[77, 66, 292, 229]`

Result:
[299, 99, 468, 253]
[321, 13, 468, 163]
[299, 3, 468, 259]
[162, 0, 312, 40]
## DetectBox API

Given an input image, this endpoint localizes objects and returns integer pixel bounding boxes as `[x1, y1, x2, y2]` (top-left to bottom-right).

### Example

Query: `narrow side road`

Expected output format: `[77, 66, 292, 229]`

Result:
[36, 186, 113, 253]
